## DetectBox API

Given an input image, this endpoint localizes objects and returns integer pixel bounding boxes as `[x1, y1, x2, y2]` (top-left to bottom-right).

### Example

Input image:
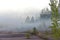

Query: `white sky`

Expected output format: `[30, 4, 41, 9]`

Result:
[0, 0, 50, 18]
[0, 0, 50, 12]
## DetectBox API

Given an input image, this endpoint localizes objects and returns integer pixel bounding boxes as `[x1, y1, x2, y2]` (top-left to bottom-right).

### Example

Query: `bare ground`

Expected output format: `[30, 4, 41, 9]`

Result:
[0, 36, 43, 40]
[0, 33, 44, 40]
[0, 32, 53, 40]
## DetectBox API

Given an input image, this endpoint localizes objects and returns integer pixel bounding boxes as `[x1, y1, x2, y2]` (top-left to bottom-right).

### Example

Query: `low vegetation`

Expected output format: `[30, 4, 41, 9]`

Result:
[25, 33, 30, 39]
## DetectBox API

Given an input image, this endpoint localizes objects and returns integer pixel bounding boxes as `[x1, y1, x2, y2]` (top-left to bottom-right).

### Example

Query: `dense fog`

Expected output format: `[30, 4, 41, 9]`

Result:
[0, 9, 52, 32]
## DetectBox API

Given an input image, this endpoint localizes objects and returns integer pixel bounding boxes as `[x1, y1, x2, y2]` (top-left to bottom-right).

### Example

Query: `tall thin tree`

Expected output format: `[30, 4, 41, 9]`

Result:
[49, 0, 60, 40]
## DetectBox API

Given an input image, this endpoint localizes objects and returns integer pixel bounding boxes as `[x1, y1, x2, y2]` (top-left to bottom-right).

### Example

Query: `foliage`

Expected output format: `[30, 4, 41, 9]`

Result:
[25, 33, 30, 39]
[49, 0, 60, 39]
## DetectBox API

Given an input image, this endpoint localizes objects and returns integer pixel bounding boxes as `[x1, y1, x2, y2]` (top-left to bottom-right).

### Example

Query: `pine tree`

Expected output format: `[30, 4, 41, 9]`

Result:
[30, 16, 34, 23]
[49, 0, 60, 40]
[25, 16, 30, 23]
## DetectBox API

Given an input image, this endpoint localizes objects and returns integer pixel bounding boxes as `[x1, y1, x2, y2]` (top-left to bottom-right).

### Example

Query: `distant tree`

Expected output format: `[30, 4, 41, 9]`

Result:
[49, 0, 60, 40]
[41, 9, 44, 13]
[25, 16, 30, 23]
[41, 8, 46, 14]
[30, 16, 34, 23]
[46, 8, 49, 11]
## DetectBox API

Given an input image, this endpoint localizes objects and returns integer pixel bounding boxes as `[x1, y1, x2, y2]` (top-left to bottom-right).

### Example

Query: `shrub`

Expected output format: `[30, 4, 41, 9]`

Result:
[25, 33, 30, 39]
[32, 27, 39, 35]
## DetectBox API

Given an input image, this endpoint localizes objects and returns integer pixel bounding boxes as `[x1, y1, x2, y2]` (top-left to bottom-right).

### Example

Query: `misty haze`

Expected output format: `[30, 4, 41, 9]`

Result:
[0, 0, 60, 40]
[0, 8, 51, 32]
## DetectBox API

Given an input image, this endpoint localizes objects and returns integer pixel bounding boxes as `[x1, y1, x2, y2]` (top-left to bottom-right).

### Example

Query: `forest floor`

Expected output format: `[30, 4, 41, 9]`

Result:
[0, 32, 53, 40]
[0, 33, 43, 40]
